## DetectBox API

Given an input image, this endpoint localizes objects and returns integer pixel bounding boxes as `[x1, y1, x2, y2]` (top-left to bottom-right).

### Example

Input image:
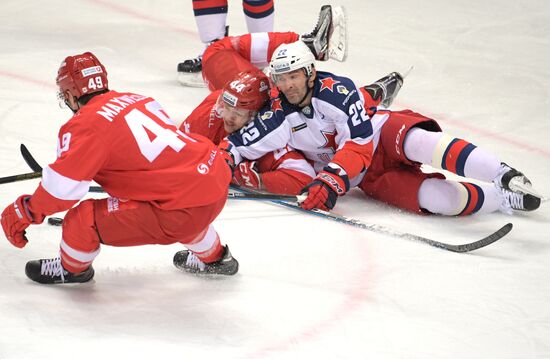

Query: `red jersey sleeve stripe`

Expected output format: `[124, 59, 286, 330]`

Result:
[42, 166, 91, 200]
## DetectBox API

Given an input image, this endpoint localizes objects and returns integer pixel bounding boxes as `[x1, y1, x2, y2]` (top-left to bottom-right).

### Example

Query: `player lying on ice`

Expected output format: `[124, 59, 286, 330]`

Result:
[0, 52, 240, 284]
[181, 5, 402, 195]
[222, 40, 542, 217]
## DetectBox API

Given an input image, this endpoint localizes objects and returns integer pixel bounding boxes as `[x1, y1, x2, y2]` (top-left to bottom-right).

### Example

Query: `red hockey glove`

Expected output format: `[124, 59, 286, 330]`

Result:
[1, 195, 43, 248]
[232, 161, 262, 190]
[300, 166, 350, 211]
[218, 140, 235, 171]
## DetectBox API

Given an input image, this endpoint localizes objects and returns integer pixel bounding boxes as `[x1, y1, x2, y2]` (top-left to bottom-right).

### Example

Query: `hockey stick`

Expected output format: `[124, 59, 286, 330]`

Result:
[19, 144, 303, 202]
[45, 191, 305, 227]
[229, 185, 513, 253]
[0, 171, 42, 184]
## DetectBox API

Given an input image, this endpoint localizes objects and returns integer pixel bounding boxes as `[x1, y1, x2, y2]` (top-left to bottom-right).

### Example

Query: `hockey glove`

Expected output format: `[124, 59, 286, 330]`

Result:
[300, 166, 350, 211]
[232, 161, 262, 190]
[218, 140, 236, 172]
[1, 195, 44, 248]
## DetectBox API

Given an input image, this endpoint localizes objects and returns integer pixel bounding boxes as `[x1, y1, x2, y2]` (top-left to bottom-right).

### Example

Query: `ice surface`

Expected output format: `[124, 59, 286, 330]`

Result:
[1, 1, 549, 358]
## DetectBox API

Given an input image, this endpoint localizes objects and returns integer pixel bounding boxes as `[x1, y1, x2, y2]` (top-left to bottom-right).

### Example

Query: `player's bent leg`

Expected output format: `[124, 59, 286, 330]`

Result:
[359, 165, 443, 213]
[242, 0, 275, 33]
[25, 199, 99, 284]
[173, 223, 239, 275]
[171, 196, 238, 275]
[418, 178, 502, 215]
[202, 48, 259, 91]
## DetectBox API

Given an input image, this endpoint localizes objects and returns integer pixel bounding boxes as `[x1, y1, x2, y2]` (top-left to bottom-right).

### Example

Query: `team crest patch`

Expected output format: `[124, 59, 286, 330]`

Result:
[261, 111, 273, 120]
[337, 85, 349, 95]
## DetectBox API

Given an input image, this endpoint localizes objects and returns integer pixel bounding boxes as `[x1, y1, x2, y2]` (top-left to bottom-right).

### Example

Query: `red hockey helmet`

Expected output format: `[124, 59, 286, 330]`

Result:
[56, 52, 108, 100]
[221, 69, 270, 111]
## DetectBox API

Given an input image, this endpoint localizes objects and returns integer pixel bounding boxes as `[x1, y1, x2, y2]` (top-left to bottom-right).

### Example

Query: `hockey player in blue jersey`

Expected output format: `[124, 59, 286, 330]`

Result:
[225, 40, 541, 216]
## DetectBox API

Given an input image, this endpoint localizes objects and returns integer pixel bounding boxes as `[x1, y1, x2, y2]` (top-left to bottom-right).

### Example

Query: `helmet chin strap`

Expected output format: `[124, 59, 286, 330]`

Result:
[296, 69, 314, 107]
[297, 78, 313, 107]
[65, 95, 81, 114]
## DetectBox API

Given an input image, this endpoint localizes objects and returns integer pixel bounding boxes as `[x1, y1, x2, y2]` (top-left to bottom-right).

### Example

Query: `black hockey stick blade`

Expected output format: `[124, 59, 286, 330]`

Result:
[20, 144, 43, 172]
[280, 200, 513, 253]
[446, 222, 513, 253]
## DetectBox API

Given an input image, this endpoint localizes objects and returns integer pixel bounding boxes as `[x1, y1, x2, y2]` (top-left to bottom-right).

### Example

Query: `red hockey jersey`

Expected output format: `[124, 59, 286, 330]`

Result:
[181, 90, 314, 194]
[28, 91, 231, 218]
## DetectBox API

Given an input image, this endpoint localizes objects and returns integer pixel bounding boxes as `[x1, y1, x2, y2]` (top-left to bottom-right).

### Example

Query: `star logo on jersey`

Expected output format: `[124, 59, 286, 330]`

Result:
[319, 77, 340, 92]
[319, 130, 337, 153]
[271, 98, 283, 112]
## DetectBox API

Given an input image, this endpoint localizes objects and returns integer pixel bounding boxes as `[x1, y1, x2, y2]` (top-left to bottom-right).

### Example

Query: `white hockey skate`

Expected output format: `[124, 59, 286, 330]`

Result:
[328, 5, 348, 62]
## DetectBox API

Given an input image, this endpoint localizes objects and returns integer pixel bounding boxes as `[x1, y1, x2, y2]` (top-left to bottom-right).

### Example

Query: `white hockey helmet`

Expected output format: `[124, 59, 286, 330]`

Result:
[269, 41, 316, 80]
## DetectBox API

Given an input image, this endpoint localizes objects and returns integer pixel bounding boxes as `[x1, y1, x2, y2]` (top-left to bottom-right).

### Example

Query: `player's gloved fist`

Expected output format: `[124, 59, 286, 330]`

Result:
[232, 161, 262, 189]
[218, 140, 235, 172]
[300, 166, 350, 211]
[1, 195, 42, 248]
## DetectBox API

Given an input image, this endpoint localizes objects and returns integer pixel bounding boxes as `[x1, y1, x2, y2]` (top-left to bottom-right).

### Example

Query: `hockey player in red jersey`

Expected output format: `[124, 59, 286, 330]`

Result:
[226, 41, 542, 216]
[0, 52, 239, 284]
[177, 0, 275, 86]
[199, 4, 347, 91]
[178, 4, 347, 88]
[182, 68, 316, 194]
[181, 5, 352, 194]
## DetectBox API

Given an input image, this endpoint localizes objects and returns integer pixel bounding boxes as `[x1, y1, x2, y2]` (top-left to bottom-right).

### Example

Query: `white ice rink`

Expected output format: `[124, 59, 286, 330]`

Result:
[1, 1, 549, 358]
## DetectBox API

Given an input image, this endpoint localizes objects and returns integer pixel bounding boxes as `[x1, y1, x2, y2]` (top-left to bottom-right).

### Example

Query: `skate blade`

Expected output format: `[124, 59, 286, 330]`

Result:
[177, 72, 206, 88]
[328, 6, 348, 62]
[509, 178, 546, 200]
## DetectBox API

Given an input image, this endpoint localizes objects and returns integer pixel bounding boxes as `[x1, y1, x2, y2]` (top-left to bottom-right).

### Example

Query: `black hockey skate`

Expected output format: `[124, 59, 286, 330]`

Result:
[499, 190, 541, 214]
[301, 5, 332, 61]
[301, 5, 347, 62]
[494, 162, 542, 198]
[177, 26, 228, 76]
[177, 55, 202, 73]
[494, 163, 531, 192]
[362, 72, 404, 108]
[173, 245, 239, 275]
[25, 257, 94, 284]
